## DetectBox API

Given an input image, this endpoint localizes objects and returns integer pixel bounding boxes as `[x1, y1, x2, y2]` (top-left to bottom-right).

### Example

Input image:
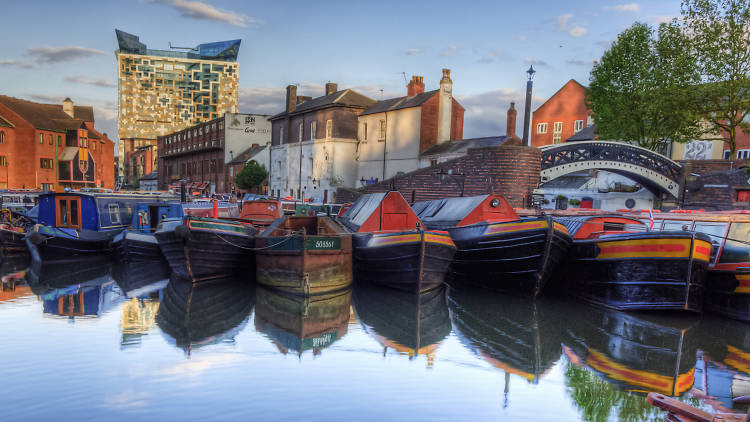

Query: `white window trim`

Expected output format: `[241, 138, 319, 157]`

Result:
[109, 203, 121, 224]
[738, 149, 750, 159]
[326, 120, 333, 139]
[379, 119, 386, 141]
[310, 121, 316, 141]
[574, 120, 584, 133]
[552, 122, 563, 144]
[298, 122, 303, 142]
[536, 123, 547, 134]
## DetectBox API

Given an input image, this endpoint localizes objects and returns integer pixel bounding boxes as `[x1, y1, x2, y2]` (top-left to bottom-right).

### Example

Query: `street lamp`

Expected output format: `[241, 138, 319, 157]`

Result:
[522, 65, 536, 147]
[436, 168, 467, 197]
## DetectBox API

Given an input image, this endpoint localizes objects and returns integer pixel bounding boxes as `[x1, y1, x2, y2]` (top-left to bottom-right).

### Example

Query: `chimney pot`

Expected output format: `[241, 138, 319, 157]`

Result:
[407, 75, 425, 97]
[62, 97, 74, 118]
[506, 102, 518, 138]
[325, 82, 338, 96]
[286, 85, 297, 113]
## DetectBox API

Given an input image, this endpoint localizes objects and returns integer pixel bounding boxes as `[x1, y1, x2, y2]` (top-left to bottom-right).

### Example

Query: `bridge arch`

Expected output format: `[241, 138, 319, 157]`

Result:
[539, 141, 683, 198]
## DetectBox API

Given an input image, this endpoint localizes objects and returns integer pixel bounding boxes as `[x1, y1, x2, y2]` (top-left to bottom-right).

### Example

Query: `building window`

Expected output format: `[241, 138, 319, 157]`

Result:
[738, 149, 750, 159]
[310, 121, 316, 140]
[39, 134, 44, 144]
[280, 127, 284, 143]
[326, 120, 333, 138]
[536, 123, 548, 134]
[0, 156, 7, 166]
[48, 134, 53, 145]
[725, 150, 731, 159]
[298, 122, 303, 142]
[57, 135, 62, 147]
[0, 131, 4, 143]
[379, 119, 386, 141]
[219, 121, 224, 130]
[553, 122, 563, 144]
[41, 183, 53, 191]
[92, 142, 96, 151]
[40, 158, 54, 169]
[574, 120, 584, 133]
[108, 203, 121, 224]
[363, 123, 368, 141]
[430, 158, 437, 167]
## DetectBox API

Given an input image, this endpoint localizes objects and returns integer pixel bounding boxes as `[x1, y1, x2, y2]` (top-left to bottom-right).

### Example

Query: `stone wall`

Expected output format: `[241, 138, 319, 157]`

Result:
[336, 145, 541, 208]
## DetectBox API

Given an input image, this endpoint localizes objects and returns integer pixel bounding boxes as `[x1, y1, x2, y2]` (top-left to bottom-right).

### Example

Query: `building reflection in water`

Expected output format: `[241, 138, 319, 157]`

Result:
[113, 260, 171, 349]
[254, 285, 351, 358]
[353, 284, 450, 368]
[1, 270, 31, 302]
[156, 276, 254, 355]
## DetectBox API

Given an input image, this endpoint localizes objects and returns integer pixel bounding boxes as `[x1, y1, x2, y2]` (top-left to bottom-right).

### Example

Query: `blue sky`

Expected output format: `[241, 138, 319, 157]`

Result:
[0, 0, 683, 148]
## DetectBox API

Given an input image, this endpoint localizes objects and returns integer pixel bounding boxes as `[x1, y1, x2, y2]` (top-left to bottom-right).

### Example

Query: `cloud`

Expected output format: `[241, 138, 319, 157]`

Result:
[556, 13, 587, 37]
[27, 46, 105, 63]
[524, 58, 550, 67]
[239, 86, 285, 115]
[566, 59, 593, 66]
[65, 75, 116, 88]
[406, 48, 421, 56]
[153, 0, 260, 27]
[477, 51, 504, 64]
[440, 46, 457, 57]
[456, 89, 547, 139]
[26, 93, 65, 103]
[0, 59, 34, 69]
[519, 35, 527, 42]
[603, 3, 641, 12]
[649, 15, 674, 24]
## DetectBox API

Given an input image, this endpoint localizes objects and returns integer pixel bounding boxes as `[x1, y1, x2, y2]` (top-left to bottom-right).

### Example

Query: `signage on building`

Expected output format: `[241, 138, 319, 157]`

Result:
[684, 140, 714, 160]
[227, 114, 271, 135]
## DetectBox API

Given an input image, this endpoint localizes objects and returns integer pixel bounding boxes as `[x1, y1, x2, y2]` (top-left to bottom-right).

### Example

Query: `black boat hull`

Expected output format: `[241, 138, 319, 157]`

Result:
[703, 269, 750, 321]
[25, 227, 118, 265]
[565, 232, 711, 312]
[155, 217, 254, 282]
[446, 218, 571, 295]
[0, 228, 27, 258]
[353, 230, 456, 293]
[113, 231, 165, 263]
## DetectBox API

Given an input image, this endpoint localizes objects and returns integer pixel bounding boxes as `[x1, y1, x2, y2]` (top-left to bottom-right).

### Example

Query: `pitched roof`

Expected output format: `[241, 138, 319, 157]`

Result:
[412, 195, 490, 230]
[533, 79, 587, 113]
[420, 136, 513, 157]
[0, 114, 13, 128]
[566, 124, 596, 142]
[269, 89, 375, 120]
[228, 144, 268, 164]
[0, 95, 96, 133]
[338, 192, 387, 232]
[360, 90, 438, 116]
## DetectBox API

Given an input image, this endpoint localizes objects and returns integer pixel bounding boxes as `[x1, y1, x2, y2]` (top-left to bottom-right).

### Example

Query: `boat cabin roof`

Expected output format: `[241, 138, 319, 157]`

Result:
[412, 194, 518, 229]
[554, 215, 644, 239]
[339, 191, 421, 233]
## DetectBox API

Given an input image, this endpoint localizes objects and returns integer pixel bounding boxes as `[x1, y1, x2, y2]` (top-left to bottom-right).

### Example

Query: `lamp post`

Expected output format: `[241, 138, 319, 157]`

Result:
[436, 168, 467, 197]
[522, 65, 536, 147]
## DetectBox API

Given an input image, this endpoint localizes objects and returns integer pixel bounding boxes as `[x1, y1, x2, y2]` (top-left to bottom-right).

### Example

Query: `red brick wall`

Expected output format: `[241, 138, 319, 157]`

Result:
[451, 98, 464, 141]
[336, 146, 541, 208]
[531, 79, 590, 147]
[419, 96, 465, 153]
[678, 159, 750, 210]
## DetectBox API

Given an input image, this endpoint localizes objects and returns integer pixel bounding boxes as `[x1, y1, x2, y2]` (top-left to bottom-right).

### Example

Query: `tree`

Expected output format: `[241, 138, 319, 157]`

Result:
[234, 160, 268, 191]
[682, 0, 750, 157]
[587, 22, 703, 152]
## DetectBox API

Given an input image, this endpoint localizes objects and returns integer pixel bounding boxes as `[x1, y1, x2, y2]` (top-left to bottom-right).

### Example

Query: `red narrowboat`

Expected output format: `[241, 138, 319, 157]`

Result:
[412, 194, 571, 296]
[339, 192, 456, 293]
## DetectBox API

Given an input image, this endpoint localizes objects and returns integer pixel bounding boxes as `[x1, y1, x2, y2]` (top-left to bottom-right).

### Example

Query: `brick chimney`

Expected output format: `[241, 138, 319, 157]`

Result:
[325, 83, 338, 96]
[286, 85, 297, 113]
[506, 102, 517, 138]
[296, 95, 312, 104]
[407, 76, 425, 97]
[62, 97, 74, 118]
[437, 69, 453, 143]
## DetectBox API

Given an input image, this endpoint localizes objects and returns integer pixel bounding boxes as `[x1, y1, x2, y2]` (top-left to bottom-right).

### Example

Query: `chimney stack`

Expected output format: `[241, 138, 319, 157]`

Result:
[407, 76, 425, 97]
[506, 102, 517, 138]
[436, 69, 453, 143]
[286, 85, 297, 113]
[325, 82, 338, 96]
[62, 97, 74, 118]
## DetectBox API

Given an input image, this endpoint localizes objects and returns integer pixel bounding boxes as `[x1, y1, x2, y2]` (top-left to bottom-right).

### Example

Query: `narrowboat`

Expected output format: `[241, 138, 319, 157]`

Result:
[633, 210, 750, 321]
[0, 209, 33, 258]
[24, 191, 175, 264]
[26, 256, 112, 292]
[353, 283, 450, 364]
[112, 202, 185, 263]
[555, 214, 711, 312]
[563, 303, 699, 397]
[154, 215, 256, 282]
[254, 285, 351, 357]
[412, 194, 571, 296]
[182, 200, 240, 218]
[156, 276, 255, 353]
[255, 215, 352, 295]
[111, 258, 171, 297]
[339, 192, 456, 293]
[237, 198, 282, 229]
[448, 287, 564, 383]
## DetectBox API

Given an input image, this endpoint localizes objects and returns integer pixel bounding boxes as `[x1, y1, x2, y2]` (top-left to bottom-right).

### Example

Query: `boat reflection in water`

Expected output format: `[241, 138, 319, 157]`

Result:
[1, 269, 31, 302]
[353, 283, 451, 367]
[563, 304, 698, 398]
[112, 260, 171, 349]
[156, 276, 255, 354]
[693, 316, 750, 413]
[448, 287, 564, 383]
[254, 286, 351, 357]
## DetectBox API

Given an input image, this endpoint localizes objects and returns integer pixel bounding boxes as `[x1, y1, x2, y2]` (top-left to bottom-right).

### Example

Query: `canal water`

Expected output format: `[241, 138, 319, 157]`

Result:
[1, 258, 748, 421]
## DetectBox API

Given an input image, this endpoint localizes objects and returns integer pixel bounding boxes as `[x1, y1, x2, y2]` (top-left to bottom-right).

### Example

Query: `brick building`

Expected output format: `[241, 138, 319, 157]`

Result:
[531, 79, 591, 147]
[130, 145, 155, 184]
[269, 83, 375, 201]
[0, 95, 115, 190]
[157, 113, 270, 193]
[226, 143, 269, 194]
[357, 69, 465, 183]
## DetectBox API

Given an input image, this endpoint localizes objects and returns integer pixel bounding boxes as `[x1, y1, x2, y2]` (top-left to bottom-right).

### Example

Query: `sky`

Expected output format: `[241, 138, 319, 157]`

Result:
[0, 0, 684, 150]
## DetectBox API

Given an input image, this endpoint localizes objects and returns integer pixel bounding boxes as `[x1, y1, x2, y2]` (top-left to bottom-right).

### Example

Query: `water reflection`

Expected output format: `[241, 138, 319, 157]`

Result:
[448, 287, 564, 383]
[254, 286, 351, 357]
[353, 284, 451, 367]
[156, 276, 254, 354]
[1, 269, 30, 302]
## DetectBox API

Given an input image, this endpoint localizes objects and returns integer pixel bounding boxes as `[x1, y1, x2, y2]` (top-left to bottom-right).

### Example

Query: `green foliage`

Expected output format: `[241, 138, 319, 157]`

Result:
[569, 199, 581, 206]
[587, 22, 703, 151]
[234, 160, 268, 190]
[682, 0, 750, 156]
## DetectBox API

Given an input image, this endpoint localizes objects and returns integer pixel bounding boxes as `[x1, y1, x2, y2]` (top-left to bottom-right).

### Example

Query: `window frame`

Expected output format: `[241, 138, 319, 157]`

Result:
[536, 123, 547, 134]
[0, 131, 5, 143]
[574, 120, 584, 133]
[378, 119, 386, 141]
[39, 133, 44, 144]
[298, 122, 303, 142]
[326, 120, 333, 139]
[310, 121, 316, 140]
[552, 122, 563, 144]
[108, 203, 121, 225]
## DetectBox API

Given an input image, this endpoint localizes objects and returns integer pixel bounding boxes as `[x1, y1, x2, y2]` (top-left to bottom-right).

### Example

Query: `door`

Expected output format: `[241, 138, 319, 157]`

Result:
[56, 196, 81, 229]
[149, 206, 160, 232]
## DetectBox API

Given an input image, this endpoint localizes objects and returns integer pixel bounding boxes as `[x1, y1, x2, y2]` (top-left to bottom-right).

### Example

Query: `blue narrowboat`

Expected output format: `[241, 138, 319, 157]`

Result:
[25, 191, 176, 264]
[112, 202, 185, 262]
